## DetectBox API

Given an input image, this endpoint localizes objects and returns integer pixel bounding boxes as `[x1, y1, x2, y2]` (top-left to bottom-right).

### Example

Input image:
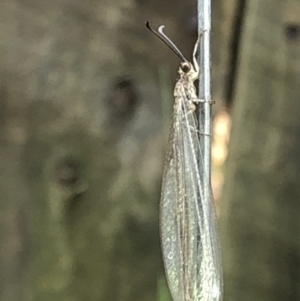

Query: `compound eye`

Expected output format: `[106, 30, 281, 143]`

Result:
[180, 62, 191, 73]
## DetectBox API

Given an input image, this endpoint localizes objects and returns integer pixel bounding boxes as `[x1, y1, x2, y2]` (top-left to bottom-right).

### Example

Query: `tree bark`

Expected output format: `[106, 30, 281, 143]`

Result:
[0, 0, 200, 300]
[220, 0, 300, 300]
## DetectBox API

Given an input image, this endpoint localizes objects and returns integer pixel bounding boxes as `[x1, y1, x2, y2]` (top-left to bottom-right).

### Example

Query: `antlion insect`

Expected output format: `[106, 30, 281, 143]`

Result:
[146, 22, 222, 301]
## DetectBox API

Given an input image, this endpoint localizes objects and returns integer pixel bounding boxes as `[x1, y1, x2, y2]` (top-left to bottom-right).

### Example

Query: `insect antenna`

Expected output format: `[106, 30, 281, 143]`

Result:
[146, 21, 188, 63]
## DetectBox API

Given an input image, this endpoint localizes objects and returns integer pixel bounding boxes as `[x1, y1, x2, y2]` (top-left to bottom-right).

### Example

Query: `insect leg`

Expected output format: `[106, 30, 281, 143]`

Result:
[193, 98, 215, 105]
[192, 37, 200, 76]
[192, 30, 208, 77]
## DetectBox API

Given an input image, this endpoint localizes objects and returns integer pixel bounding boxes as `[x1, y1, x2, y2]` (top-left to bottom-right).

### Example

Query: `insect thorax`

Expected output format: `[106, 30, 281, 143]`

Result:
[174, 77, 197, 101]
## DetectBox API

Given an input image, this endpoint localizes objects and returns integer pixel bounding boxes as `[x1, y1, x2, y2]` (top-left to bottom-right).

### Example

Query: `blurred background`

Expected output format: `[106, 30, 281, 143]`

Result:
[1, 0, 300, 300]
